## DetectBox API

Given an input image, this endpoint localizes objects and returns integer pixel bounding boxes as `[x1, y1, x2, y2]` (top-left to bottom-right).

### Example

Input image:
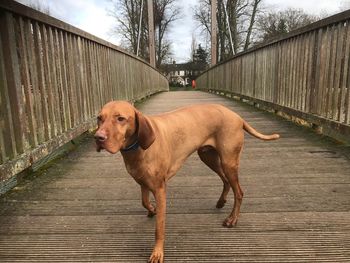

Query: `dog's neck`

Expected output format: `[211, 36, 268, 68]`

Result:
[120, 122, 139, 152]
[120, 138, 139, 152]
[120, 141, 147, 183]
[120, 133, 144, 160]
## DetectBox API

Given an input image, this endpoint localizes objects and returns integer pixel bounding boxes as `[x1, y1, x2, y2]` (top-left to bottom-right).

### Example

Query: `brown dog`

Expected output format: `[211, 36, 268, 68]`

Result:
[94, 101, 279, 263]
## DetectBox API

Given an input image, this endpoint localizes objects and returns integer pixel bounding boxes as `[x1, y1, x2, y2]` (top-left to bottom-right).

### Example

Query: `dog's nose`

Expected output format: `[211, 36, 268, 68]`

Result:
[94, 131, 107, 142]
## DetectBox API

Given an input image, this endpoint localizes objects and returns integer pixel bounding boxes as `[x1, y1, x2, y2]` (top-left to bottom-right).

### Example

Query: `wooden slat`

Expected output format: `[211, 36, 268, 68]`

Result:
[33, 21, 50, 140]
[320, 27, 331, 116]
[64, 32, 76, 128]
[0, 21, 17, 162]
[301, 32, 311, 112]
[75, 36, 85, 124]
[26, 20, 44, 143]
[54, 28, 68, 132]
[70, 35, 81, 126]
[345, 64, 350, 124]
[16, 16, 37, 147]
[88, 42, 98, 113]
[284, 39, 290, 107]
[59, 30, 72, 130]
[81, 39, 90, 116]
[326, 25, 338, 119]
[331, 23, 343, 120]
[80, 38, 90, 118]
[308, 29, 321, 114]
[41, 24, 57, 138]
[276, 43, 282, 105]
[290, 37, 297, 109]
[337, 24, 350, 123]
[296, 35, 303, 110]
[47, 26, 62, 135]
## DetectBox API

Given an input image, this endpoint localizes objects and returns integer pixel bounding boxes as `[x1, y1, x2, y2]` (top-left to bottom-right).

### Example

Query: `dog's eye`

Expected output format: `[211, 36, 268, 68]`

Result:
[97, 116, 102, 124]
[117, 116, 126, 122]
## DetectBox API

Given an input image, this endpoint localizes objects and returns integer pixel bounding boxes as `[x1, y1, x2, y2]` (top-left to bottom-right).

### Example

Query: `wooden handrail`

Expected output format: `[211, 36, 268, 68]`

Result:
[0, 0, 169, 183]
[197, 11, 350, 144]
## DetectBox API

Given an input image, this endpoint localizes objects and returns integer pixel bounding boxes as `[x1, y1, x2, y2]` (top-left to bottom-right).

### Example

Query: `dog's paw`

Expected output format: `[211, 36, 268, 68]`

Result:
[222, 216, 238, 228]
[147, 208, 156, 217]
[216, 199, 226, 209]
[148, 248, 164, 263]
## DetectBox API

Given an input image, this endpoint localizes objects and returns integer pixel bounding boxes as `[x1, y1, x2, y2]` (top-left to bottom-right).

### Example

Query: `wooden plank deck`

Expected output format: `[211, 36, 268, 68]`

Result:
[0, 91, 349, 262]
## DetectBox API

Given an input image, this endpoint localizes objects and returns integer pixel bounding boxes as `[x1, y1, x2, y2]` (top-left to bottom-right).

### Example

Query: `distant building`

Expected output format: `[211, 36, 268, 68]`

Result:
[160, 61, 207, 87]
[160, 44, 209, 87]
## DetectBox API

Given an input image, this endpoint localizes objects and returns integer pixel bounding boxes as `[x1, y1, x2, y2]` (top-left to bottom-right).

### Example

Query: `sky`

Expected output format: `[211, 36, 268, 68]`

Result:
[16, 0, 349, 63]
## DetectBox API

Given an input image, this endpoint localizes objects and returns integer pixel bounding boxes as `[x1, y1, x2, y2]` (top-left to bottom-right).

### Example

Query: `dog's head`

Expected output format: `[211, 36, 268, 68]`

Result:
[94, 101, 155, 154]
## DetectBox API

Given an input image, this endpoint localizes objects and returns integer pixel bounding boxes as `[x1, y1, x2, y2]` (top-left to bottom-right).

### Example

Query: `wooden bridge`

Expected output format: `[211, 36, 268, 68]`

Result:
[0, 1, 350, 262]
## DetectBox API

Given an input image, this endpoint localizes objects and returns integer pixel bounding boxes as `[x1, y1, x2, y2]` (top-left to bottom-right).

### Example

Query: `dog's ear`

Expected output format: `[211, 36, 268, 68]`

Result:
[135, 110, 155, 150]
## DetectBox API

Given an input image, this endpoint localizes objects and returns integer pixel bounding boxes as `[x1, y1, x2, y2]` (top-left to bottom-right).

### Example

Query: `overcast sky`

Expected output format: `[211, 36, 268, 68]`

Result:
[16, 0, 349, 63]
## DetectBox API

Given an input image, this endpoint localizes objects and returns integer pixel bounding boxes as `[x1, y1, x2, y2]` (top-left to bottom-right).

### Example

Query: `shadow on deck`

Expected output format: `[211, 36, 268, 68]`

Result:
[0, 91, 349, 262]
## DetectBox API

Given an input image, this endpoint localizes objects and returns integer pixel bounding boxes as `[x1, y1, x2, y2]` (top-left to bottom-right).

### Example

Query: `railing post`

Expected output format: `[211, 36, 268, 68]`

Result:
[0, 11, 26, 154]
[274, 43, 280, 104]
[309, 29, 320, 115]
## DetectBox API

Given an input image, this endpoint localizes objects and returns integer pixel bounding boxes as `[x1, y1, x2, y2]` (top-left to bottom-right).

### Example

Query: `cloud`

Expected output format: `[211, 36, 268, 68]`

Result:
[16, 0, 120, 44]
[265, 0, 342, 15]
[167, 0, 199, 62]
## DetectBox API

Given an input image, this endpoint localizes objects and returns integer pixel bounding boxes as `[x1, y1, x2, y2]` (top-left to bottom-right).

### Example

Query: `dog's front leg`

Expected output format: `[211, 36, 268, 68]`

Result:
[148, 184, 166, 263]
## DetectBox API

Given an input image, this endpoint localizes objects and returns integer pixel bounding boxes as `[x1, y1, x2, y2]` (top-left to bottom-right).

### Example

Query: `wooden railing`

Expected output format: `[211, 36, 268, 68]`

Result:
[197, 10, 350, 144]
[0, 0, 168, 183]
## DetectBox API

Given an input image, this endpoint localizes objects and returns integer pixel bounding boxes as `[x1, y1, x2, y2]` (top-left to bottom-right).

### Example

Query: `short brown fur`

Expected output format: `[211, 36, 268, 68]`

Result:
[95, 101, 279, 263]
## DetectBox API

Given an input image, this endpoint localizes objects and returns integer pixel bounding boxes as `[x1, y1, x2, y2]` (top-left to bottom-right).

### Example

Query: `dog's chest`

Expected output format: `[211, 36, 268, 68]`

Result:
[123, 160, 151, 182]
[124, 161, 140, 176]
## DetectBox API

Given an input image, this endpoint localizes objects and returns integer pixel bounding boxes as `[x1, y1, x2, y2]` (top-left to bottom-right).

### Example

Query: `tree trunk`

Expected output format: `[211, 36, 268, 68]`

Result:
[244, 0, 261, 51]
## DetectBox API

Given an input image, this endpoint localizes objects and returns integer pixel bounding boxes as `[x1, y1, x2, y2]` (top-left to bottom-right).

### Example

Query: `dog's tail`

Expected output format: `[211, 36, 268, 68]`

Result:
[243, 121, 280, 141]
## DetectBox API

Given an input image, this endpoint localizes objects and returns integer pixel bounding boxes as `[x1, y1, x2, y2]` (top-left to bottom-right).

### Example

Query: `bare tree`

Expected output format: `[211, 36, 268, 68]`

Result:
[190, 34, 198, 60]
[339, 0, 350, 11]
[153, 0, 180, 67]
[193, 0, 211, 35]
[23, 0, 50, 14]
[194, 0, 263, 62]
[109, 0, 148, 58]
[257, 8, 317, 42]
[109, 0, 180, 67]
[244, 0, 262, 50]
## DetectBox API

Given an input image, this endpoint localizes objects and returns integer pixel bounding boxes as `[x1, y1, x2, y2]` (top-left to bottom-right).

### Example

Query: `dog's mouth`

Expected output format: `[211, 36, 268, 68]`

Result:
[95, 141, 104, 152]
[95, 140, 121, 154]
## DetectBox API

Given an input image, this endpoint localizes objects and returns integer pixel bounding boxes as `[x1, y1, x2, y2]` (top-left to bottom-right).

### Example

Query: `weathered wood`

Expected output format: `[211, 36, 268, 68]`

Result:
[197, 13, 350, 144]
[55, 28, 69, 132]
[33, 21, 51, 141]
[339, 24, 350, 123]
[0, 23, 16, 162]
[41, 24, 57, 138]
[0, 1, 168, 182]
[0, 91, 349, 262]
[0, 11, 25, 154]
[16, 17, 37, 148]
[47, 26, 62, 135]
[326, 25, 337, 119]
[333, 23, 344, 121]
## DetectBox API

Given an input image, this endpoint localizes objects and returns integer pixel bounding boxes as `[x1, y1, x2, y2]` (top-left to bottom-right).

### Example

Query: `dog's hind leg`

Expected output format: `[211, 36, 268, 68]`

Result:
[197, 146, 230, 209]
[220, 147, 244, 228]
